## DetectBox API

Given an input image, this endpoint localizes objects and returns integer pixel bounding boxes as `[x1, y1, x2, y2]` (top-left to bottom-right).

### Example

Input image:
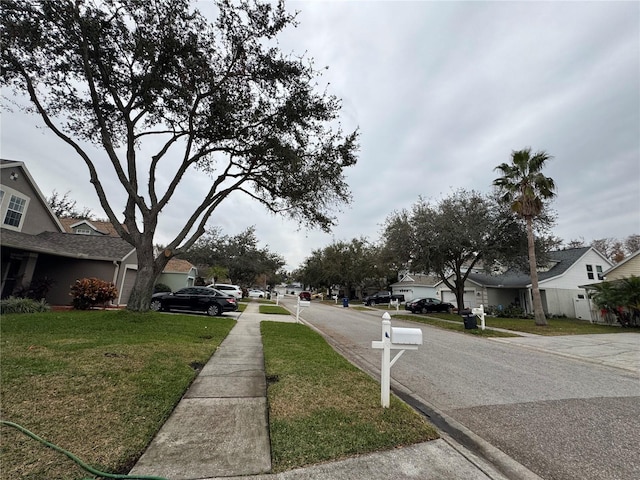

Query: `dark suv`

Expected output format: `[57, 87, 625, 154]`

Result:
[150, 287, 238, 316]
[299, 291, 311, 301]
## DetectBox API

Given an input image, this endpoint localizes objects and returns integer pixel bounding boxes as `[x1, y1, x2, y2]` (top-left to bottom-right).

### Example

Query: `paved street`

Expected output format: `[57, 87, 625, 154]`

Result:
[279, 298, 640, 480]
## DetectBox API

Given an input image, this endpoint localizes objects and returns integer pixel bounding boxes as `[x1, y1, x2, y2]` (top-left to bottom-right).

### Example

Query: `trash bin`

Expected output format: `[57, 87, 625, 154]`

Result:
[342, 297, 349, 308]
[462, 313, 478, 329]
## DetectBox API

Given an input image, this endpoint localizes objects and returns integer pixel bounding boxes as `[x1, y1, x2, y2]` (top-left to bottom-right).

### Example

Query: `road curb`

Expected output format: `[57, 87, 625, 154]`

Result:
[292, 306, 543, 480]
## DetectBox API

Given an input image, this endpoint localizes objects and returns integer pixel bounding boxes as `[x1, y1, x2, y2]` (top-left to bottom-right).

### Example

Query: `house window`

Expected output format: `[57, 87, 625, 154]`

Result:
[75, 228, 91, 235]
[596, 265, 603, 280]
[4, 194, 27, 228]
[586, 265, 594, 280]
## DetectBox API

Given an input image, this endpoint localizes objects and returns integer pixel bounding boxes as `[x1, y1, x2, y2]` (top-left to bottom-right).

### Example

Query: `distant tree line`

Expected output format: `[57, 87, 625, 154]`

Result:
[181, 226, 286, 290]
[566, 236, 640, 264]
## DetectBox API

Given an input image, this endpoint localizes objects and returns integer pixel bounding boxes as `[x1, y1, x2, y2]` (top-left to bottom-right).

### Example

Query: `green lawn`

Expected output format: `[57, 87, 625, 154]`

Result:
[261, 322, 438, 472]
[0, 310, 235, 479]
[2, 305, 627, 478]
[411, 312, 629, 336]
[1, 309, 438, 478]
[392, 313, 520, 337]
[259, 304, 290, 315]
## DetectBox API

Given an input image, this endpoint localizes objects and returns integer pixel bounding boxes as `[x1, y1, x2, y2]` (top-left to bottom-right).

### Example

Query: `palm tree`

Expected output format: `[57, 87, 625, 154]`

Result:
[494, 148, 556, 326]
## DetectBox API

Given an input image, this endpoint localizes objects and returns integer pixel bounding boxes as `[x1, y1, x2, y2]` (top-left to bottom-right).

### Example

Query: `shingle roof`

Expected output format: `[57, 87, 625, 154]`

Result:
[1, 229, 134, 261]
[164, 258, 196, 273]
[58, 217, 127, 237]
[391, 273, 441, 287]
[467, 247, 592, 287]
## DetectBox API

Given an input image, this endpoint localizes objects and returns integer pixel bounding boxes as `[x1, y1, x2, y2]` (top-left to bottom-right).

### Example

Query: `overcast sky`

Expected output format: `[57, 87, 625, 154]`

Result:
[2, 0, 639, 271]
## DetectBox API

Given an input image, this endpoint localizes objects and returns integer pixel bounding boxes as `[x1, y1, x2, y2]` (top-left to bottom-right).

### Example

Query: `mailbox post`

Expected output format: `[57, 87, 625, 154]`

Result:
[471, 304, 486, 330]
[296, 297, 310, 323]
[371, 312, 422, 408]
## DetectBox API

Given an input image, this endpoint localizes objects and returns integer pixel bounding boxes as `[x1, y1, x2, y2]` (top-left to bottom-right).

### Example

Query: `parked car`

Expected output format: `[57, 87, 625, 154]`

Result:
[405, 297, 454, 314]
[299, 291, 312, 301]
[248, 289, 266, 298]
[150, 287, 238, 316]
[363, 291, 405, 306]
[206, 283, 242, 299]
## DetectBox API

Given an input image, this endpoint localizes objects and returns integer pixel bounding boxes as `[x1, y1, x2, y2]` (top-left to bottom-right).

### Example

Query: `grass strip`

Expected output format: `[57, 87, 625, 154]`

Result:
[391, 314, 519, 337]
[0, 310, 235, 480]
[477, 316, 630, 335]
[259, 305, 290, 315]
[261, 321, 439, 472]
[406, 313, 629, 336]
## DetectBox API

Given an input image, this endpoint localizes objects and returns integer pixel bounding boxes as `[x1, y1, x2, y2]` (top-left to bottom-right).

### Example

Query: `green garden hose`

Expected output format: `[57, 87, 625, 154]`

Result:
[0, 420, 168, 480]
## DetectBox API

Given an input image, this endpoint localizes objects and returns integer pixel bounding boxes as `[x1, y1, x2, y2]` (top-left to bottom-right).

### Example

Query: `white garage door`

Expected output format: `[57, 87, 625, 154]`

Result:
[119, 268, 137, 305]
[442, 290, 476, 309]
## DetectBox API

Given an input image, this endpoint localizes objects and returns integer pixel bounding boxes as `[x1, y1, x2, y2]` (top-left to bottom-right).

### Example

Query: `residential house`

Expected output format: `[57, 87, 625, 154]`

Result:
[580, 249, 640, 323]
[390, 273, 440, 302]
[436, 247, 613, 320]
[0, 160, 138, 306]
[58, 217, 126, 237]
[156, 258, 198, 292]
[602, 250, 640, 282]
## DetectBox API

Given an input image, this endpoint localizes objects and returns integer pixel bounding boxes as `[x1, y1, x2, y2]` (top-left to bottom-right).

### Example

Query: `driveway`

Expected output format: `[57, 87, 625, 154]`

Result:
[490, 333, 639, 373]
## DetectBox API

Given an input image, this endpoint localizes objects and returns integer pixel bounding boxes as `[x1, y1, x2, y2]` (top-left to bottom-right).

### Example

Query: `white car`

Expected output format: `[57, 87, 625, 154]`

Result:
[206, 283, 242, 299]
[248, 289, 267, 298]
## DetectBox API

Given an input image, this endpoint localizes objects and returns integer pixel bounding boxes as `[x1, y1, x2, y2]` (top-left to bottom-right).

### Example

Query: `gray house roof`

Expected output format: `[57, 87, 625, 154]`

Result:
[391, 273, 441, 287]
[466, 247, 592, 288]
[1, 229, 135, 261]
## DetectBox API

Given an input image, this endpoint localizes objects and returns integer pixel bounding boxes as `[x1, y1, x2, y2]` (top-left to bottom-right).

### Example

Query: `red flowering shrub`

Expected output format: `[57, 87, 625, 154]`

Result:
[70, 278, 118, 310]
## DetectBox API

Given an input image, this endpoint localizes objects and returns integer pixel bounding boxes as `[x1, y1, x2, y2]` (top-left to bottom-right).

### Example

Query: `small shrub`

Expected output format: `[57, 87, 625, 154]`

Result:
[70, 278, 118, 310]
[493, 304, 528, 318]
[0, 296, 50, 314]
[12, 277, 55, 300]
[153, 283, 172, 293]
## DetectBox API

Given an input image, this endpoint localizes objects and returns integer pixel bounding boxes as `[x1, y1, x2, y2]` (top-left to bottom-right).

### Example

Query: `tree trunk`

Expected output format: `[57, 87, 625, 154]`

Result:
[455, 277, 466, 312]
[526, 217, 547, 326]
[126, 239, 167, 312]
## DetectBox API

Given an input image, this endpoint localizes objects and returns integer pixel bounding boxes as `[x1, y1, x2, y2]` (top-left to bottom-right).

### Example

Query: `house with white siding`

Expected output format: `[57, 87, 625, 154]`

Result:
[436, 247, 613, 320]
[390, 273, 440, 302]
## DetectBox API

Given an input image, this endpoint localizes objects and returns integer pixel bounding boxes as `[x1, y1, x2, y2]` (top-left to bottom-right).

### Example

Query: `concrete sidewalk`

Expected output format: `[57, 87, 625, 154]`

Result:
[129, 302, 530, 480]
[129, 302, 288, 479]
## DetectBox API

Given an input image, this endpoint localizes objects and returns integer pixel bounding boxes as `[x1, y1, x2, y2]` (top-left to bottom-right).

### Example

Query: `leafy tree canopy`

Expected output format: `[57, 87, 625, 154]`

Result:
[298, 238, 384, 297]
[379, 189, 557, 311]
[183, 226, 285, 288]
[2, 0, 358, 310]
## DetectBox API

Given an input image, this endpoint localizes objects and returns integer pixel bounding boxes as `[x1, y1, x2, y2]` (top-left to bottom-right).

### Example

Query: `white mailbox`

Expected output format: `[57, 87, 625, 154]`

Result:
[391, 327, 422, 345]
[295, 299, 311, 323]
[371, 312, 422, 408]
[471, 304, 486, 330]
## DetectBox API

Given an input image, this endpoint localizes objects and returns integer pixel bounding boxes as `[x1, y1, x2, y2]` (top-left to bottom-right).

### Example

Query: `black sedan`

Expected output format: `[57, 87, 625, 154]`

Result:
[150, 286, 238, 316]
[405, 297, 454, 314]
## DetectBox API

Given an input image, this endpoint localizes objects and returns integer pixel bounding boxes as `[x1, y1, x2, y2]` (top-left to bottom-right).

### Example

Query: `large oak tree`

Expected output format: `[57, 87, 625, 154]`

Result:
[1, 0, 358, 310]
